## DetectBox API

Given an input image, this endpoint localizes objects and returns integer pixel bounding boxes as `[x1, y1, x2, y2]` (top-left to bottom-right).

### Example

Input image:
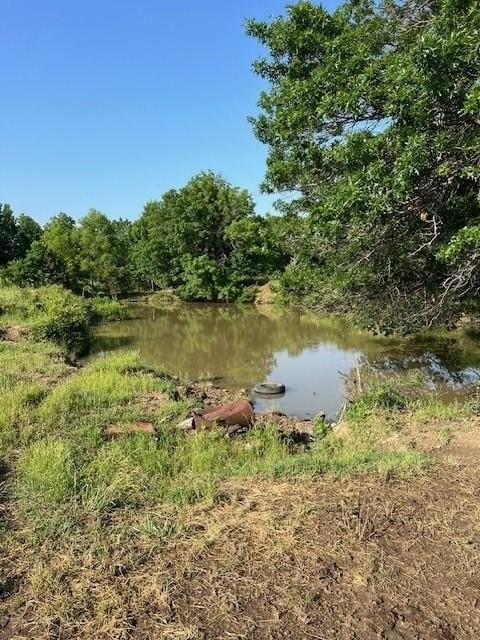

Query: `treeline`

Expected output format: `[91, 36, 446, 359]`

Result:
[0, 172, 290, 301]
[2, 0, 479, 333]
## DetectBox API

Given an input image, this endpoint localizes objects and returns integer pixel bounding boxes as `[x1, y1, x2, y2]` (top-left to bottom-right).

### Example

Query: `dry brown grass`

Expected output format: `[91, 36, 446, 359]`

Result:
[3, 456, 480, 639]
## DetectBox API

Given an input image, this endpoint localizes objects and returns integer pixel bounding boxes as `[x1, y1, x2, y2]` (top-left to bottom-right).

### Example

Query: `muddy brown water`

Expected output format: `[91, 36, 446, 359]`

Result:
[88, 303, 480, 419]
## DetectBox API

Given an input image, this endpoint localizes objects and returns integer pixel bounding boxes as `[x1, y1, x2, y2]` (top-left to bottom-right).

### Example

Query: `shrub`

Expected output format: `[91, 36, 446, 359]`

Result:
[30, 293, 90, 354]
[88, 297, 128, 322]
[233, 286, 257, 304]
[0, 285, 91, 355]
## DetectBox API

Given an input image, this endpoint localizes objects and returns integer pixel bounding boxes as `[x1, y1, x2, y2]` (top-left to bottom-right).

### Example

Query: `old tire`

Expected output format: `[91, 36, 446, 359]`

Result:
[253, 382, 286, 396]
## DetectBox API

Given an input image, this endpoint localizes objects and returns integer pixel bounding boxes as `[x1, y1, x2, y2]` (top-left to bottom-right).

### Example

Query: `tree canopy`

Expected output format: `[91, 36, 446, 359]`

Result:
[1, 173, 288, 301]
[0, 204, 41, 266]
[246, 0, 480, 331]
[130, 172, 285, 300]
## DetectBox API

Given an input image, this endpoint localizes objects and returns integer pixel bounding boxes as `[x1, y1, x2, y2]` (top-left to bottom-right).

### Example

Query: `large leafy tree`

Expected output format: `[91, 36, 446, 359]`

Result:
[130, 195, 178, 290]
[225, 215, 290, 283]
[4, 240, 68, 287]
[0, 205, 43, 266]
[247, 0, 480, 331]
[77, 210, 131, 295]
[132, 172, 256, 298]
[15, 214, 42, 258]
[42, 213, 81, 290]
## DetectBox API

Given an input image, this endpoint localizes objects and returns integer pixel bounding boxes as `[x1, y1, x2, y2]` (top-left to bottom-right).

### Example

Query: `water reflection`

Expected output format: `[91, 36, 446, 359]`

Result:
[89, 304, 480, 418]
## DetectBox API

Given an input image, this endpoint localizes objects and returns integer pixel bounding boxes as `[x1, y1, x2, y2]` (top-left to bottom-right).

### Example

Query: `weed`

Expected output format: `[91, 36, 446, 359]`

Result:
[438, 426, 454, 446]
[134, 515, 185, 541]
[88, 297, 128, 322]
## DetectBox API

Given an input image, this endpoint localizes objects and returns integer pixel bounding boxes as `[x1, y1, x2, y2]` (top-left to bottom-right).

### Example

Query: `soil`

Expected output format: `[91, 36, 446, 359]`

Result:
[158, 470, 480, 640]
[0, 326, 28, 342]
[179, 380, 250, 408]
[133, 422, 480, 640]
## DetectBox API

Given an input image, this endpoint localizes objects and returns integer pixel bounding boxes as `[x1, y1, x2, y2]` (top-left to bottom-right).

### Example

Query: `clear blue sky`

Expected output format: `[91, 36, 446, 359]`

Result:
[1, 1, 338, 224]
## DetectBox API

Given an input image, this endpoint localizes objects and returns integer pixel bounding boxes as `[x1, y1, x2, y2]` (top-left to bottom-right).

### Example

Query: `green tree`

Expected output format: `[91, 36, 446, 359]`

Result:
[0, 204, 18, 266]
[77, 210, 130, 296]
[178, 255, 225, 301]
[43, 214, 81, 290]
[4, 240, 68, 287]
[133, 172, 256, 299]
[225, 215, 289, 284]
[130, 197, 177, 290]
[247, 0, 480, 331]
[15, 214, 42, 259]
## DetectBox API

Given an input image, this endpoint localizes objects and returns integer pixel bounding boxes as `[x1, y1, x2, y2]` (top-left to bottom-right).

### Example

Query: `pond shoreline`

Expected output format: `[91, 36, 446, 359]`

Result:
[89, 300, 480, 418]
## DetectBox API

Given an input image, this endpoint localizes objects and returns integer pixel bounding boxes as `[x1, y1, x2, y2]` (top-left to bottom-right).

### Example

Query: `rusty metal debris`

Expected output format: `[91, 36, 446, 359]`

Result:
[177, 400, 255, 432]
[192, 400, 254, 429]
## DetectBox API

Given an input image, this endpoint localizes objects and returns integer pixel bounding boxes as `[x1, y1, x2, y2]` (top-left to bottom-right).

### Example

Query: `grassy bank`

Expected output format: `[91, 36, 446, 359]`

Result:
[0, 286, 127, 354]
[1, 286, 480, 638]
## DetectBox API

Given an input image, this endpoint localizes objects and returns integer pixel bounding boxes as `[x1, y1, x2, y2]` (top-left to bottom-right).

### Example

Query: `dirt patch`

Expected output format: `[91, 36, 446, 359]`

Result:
[103, 421, 157, 440]
[256, 410, 322, 442]
[179, 381, 249, 408]
[0, 326, 28, 342]
[141, 471, 480, 640]
[140, 390, 171, 411]
[3, 468, 480, 639]
[380, 414, 480, 467]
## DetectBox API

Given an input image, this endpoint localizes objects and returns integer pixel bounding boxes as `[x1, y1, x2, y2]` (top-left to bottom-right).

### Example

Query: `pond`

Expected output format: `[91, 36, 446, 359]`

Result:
[88, 303, 480, 419]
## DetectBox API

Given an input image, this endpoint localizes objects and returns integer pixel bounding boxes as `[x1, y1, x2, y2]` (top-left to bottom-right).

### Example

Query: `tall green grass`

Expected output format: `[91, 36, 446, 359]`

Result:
[37, 352, 165, 429]
[18, 439, 75, 505]
[2, 339, 438, 533]
[0, 341, 69, 457]
[88, 297, 128, 322]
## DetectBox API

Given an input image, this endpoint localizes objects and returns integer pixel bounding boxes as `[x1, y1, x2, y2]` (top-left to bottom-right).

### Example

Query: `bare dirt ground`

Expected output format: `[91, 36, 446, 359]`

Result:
[127, 421, 480, 640]
[1, 396, 480, 639]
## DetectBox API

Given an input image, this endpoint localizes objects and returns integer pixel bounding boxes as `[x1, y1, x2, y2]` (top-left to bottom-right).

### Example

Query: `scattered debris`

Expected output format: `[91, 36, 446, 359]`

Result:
[103, 421, 157, 440]
[193, 400, 254, 429]
[256, 411, 327, 443]
[253, 382, 286, 396]
[178, 381, 247, 407]
[177, 417, 196, 431]
[177, 378, 328, 441]
[178, 400, 255, 433]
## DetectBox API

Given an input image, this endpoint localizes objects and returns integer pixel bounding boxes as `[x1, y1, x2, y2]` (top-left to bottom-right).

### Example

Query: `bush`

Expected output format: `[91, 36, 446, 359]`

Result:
[0, 286, 91, 355]
[347, 380, 408, 423]
[178, 255, 225, 302]
[234, 286, 257, 304]
[88, 297, 128, 322]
